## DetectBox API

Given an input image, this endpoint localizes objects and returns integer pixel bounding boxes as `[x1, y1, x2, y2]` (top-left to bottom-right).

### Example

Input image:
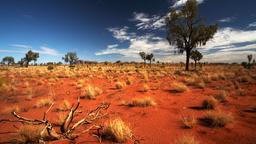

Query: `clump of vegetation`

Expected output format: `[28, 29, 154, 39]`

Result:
[171, 82, 188, 93]
[81, 85, 103, 99]
[35, 98, 54, 108]
[213, 91, 227, 102]
[181, 115, 197, 129]
[102, 118, 132, 143]
[200, 111, 233, 127]
[139, 83, 150, 92]
[202, 97, 218, 109]
[122, 97, 156, 107]
[175, 136, 199, 144]
[115, 81, 125, 89]
[56, 100, 70, 111]
[47, 65, 54, 71]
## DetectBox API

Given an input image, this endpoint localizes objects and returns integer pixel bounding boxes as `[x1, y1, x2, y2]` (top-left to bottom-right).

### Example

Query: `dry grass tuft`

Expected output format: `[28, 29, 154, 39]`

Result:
[81, 85, 103, 99]
[214, 91, 227, 102]
[115, 81, 125, 89]
[122, 97, 156, 107]
[200, 111, 233, 128]
[102, 118, 132, 143]
[175, 136, 199, 144]
[139, 84, 150, 92]
[181, 115, 197, 129]
[202, 97, 218, 109]
[35, 98, 54, 108]
[171, 82, 188, 93]
[56, 100, 70, 111]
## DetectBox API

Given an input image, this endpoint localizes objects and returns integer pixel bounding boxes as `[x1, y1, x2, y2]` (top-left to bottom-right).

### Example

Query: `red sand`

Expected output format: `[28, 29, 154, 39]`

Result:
[0, 70, 256, 144]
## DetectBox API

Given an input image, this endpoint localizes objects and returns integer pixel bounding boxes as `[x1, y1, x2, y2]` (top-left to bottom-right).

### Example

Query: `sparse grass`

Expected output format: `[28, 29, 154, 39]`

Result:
[56, 100, 70, 111]
[171, 82, 188, 93]
[81, 85, 103, 99]
[17, 125, 45, 143]
[175, 136, 199, 144]
[102, 118, 132, 143]
[181, 115, 197, 128]
[202, 97, 218, 109]
[35, 98, 54, 108]
[139, 84, 150, 92]
[115, 81, 125, 89]
[122, 97, 156, 107]
[200, 111, 233, 128]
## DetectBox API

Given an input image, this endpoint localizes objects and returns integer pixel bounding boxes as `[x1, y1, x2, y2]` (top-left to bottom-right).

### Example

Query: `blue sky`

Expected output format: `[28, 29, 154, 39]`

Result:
[0, 0, 256, 63]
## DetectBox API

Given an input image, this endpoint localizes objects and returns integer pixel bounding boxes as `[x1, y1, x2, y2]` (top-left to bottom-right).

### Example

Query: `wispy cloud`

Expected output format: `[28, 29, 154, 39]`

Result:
[34, 46, 62, 56]
[107, 44, 119, 49]
[9, 44, 32, 49]
[218, 17, 235, 23]
[107, 26, 136, 41]
[172, 0, 205, 8]
[2, 45, 62, 56]
[248, 22, 256, 28]
[132, 12, 165, 30]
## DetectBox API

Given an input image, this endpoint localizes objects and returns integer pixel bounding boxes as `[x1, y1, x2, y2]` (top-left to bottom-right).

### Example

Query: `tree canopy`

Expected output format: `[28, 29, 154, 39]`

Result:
[166, 0, 217, 70]
[63, 52, 79, 65]
[2, 56, 15, 66]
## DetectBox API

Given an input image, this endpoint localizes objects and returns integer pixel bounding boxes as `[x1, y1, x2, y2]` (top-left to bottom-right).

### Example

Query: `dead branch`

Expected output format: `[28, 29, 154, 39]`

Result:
[61, 97, 80, 133]
[0, 98, 110, 143]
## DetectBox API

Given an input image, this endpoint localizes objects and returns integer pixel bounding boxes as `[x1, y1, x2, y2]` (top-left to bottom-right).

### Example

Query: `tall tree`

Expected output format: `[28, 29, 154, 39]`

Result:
[139, 52, 146, 65]
[146, 53, 154, 66]
[247, 54, 253, 64]
[166, 0, 217, 71]
[190, 50, 203, 69]
[2, 56, 15, 66]
[24, 50, 39, 67]
[63, 52, 79, 65]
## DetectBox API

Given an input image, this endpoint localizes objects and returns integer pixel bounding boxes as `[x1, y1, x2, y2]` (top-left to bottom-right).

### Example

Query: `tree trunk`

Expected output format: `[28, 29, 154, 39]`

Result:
[194, 60, 197, 70]
[150, 60, 152, 67]
[185, 50, 190, 71]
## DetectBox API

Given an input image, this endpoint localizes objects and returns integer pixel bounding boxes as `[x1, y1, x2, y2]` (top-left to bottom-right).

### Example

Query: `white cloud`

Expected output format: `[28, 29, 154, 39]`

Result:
[132, 12, 165, 30]
[218, 17, 234, 23]
[34, 46, 61, 56]
[248, 22, 256, 28]
[107, 26, 136, 41]
[2, 45, 62, 56]
[107, 44, 119, 49]
[172, 0, 204, 8]
[0, 49, 25, 54]
[9, 44, 32, 49]
[200, 27, 256, 50]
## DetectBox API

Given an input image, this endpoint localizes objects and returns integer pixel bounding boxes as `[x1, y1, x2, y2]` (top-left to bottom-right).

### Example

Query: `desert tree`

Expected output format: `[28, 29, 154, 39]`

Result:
[63, 52, 79, 65]
[190, 50, 203, 69]
[139, 52, 146, 65]
[146, 53, 155, 66]
[2, 56, 15, 66]
[23, 50, 39, 67]
[166, 0, 217, 71]
[247, 54, 253, 64]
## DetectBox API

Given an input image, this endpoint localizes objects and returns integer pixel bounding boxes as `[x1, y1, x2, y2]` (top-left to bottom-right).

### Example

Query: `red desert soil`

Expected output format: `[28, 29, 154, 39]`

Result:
[0, 65, 256, 144]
